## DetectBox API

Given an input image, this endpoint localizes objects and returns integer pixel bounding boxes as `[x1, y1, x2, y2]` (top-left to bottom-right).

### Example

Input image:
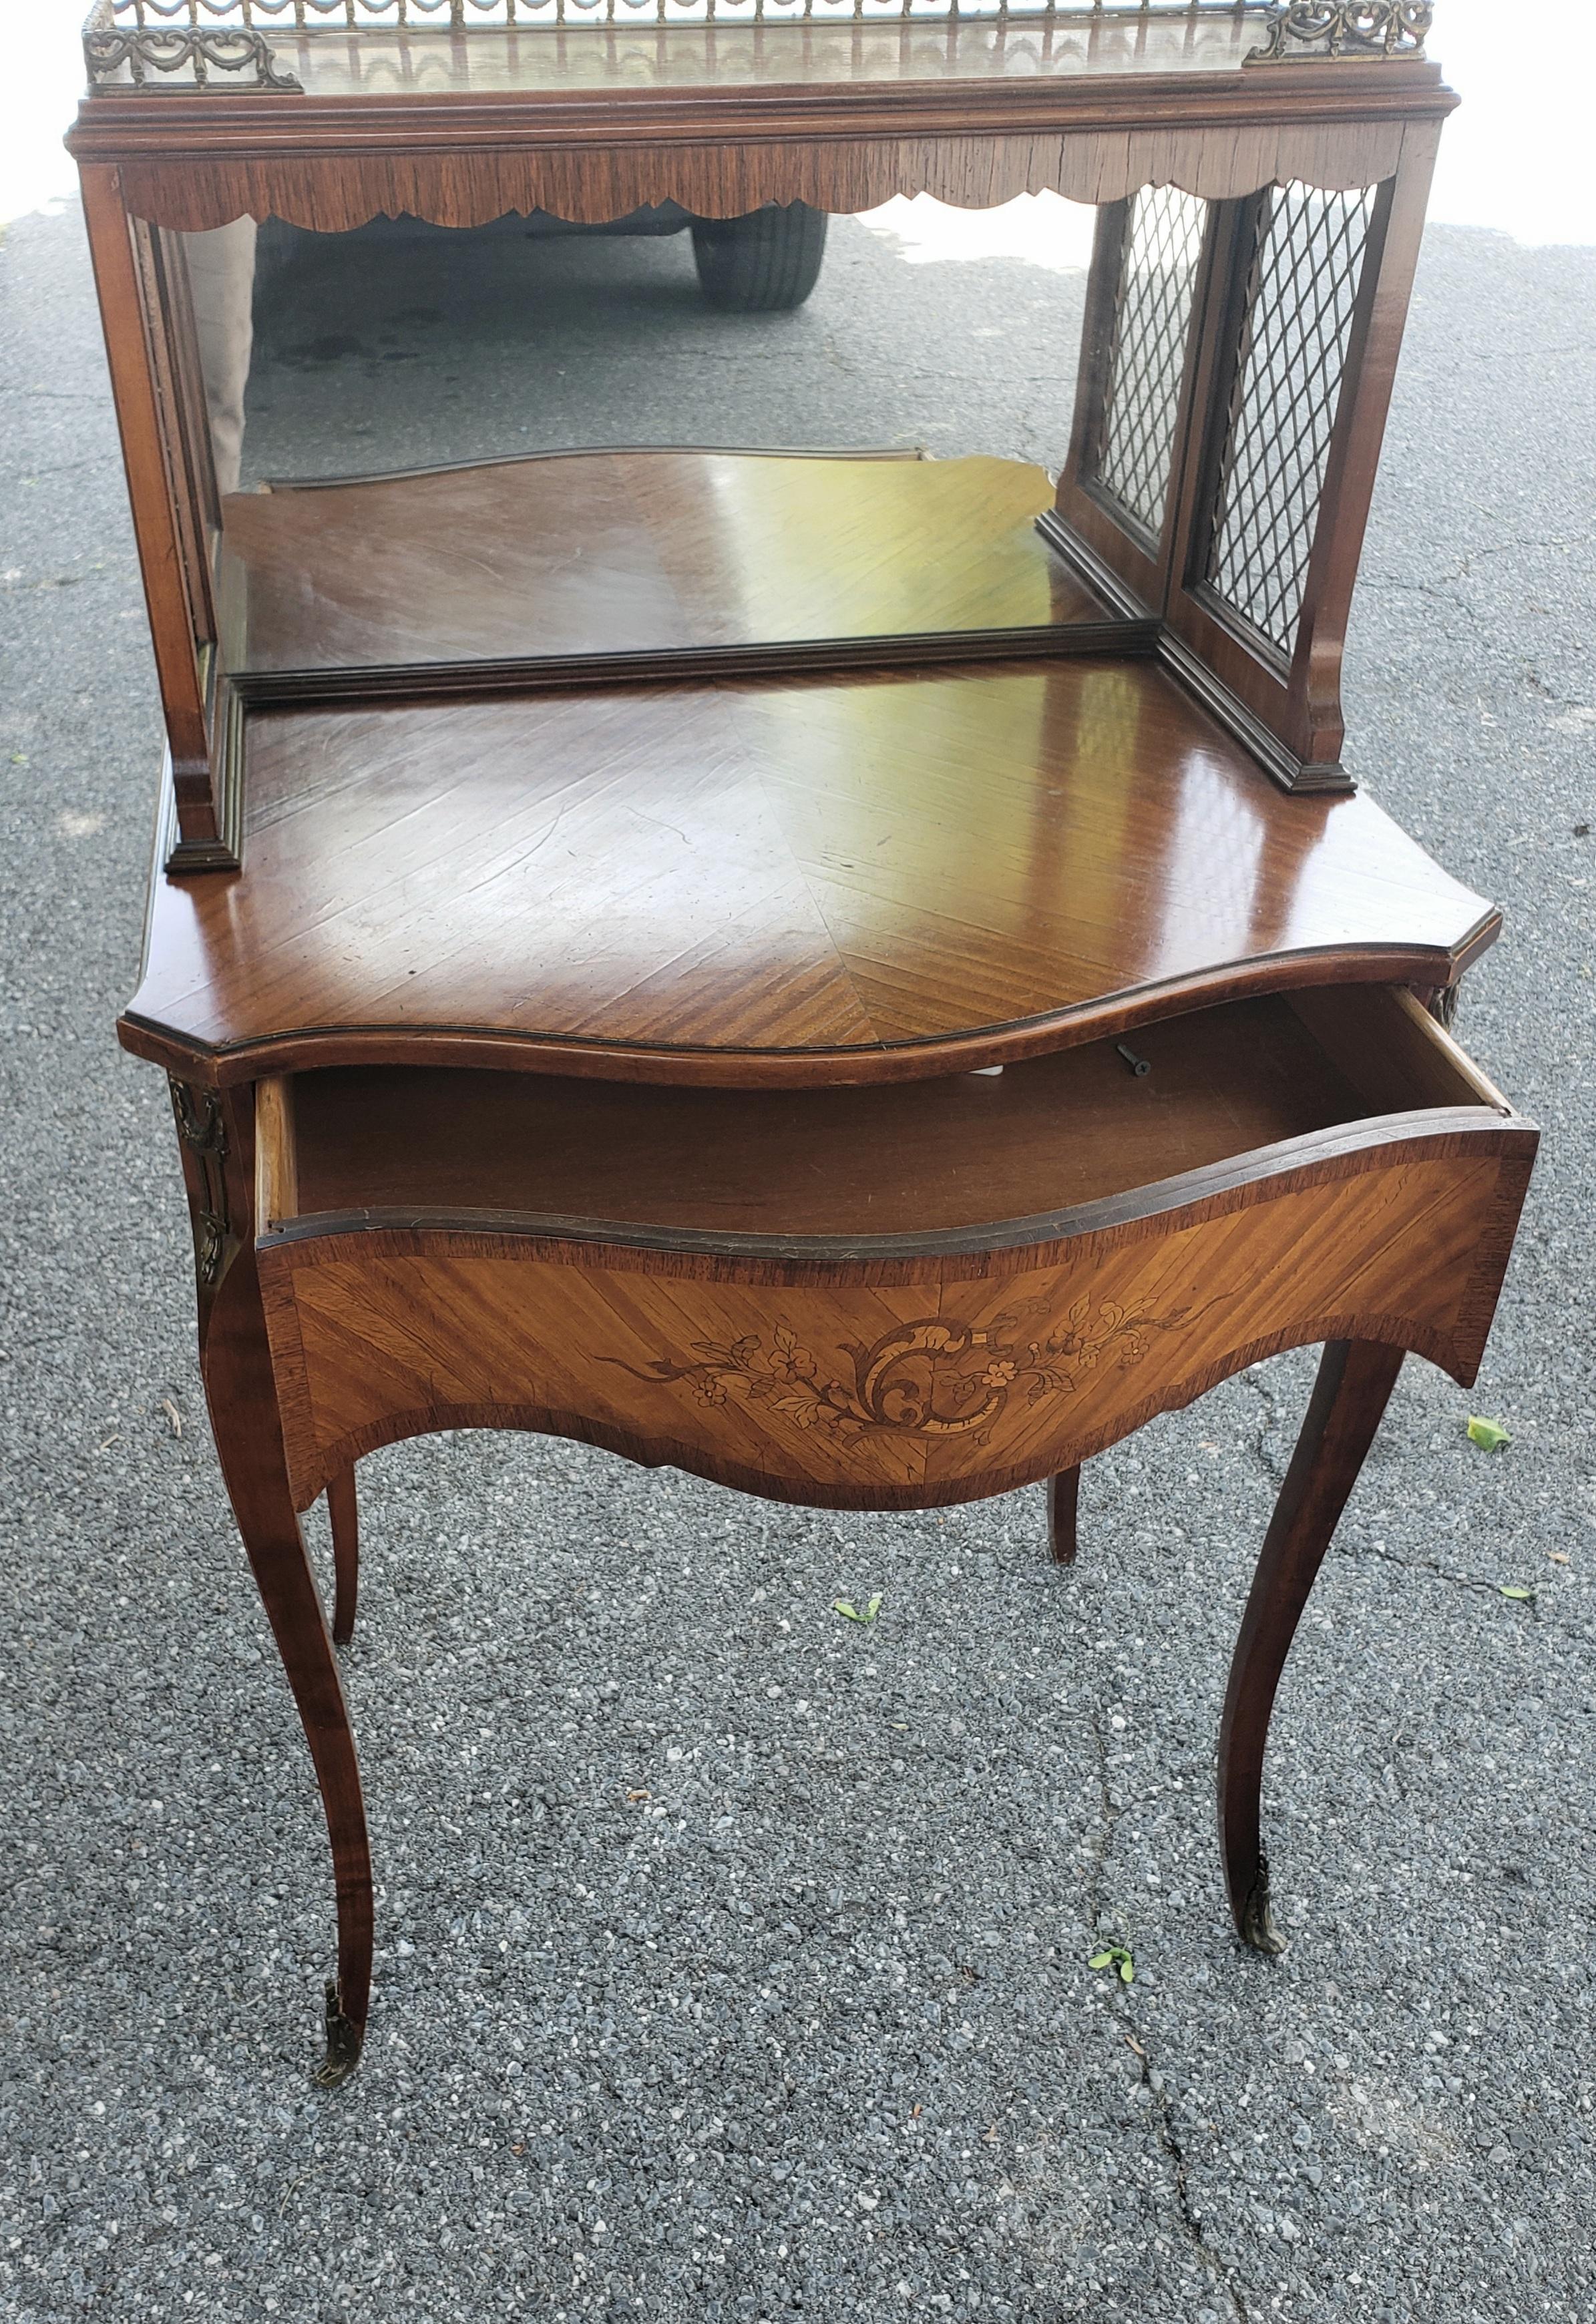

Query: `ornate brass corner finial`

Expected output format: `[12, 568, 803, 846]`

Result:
[83, 1, 303, 93]
[1249, 2, 1433, 61]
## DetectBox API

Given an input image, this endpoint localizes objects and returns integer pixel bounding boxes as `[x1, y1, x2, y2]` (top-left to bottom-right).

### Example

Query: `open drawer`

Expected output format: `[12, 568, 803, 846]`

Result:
[251, 987, 1535, 1512]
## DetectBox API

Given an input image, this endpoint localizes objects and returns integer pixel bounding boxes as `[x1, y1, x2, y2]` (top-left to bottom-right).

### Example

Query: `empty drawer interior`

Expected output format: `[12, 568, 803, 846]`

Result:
[262, 987, 1506, 1244]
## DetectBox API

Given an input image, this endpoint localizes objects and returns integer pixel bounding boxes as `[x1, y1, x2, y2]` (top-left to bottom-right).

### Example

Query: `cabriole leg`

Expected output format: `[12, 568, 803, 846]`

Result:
[1217, 1339, 1404, 1955]
[204, 1251, 373, 2086]
[327, 1467, 360, 1648]
[1046, 1467, 1081, 1565]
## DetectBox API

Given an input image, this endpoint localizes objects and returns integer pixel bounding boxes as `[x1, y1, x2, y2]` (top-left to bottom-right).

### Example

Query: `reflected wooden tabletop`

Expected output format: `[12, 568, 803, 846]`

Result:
[218, 452, 1110, 678]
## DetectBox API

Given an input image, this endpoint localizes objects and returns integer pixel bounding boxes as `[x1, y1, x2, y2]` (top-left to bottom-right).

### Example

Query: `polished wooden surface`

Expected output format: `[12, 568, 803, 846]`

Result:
[258, 1111, 1533, 1516]
[254, 982, 1531, 1517]
[71, 37, 1444, 238]
[93, 117, 1433, 241]
[1217, 1336, 1405, 1955]
[77, 169, 212, 802]
[202, 1218, 372, 2088]
[1046, 1466, 1080, 1566]
[76, 0, 1511, 2087]
[121, 658, 1498, 1084]
[327, 1467, 360, 1648]
[236, 977, 1533, 2071]
[218, 452, 1110, 679]
[273, 991, 1493, 1246]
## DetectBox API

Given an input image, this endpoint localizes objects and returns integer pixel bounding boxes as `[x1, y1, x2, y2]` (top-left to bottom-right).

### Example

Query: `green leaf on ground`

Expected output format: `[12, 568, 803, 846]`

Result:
[1467, 1416, 1512, 1451]
[1499, 1585, 1536, 1602]
[1088, 1943, 1135, 1985]
[833, 1594, 883, 1625]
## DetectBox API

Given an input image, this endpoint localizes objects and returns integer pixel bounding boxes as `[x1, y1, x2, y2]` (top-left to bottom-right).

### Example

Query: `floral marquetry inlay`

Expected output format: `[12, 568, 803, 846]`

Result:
[609, 1299, 1207, 1447]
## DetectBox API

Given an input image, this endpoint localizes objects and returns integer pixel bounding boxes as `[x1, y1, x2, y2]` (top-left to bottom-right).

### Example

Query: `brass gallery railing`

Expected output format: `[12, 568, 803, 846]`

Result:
[82, 1, 1435, 91]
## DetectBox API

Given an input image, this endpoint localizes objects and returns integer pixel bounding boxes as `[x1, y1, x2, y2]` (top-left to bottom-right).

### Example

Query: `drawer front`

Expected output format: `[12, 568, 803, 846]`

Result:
[258, 1135, 1529, 1512]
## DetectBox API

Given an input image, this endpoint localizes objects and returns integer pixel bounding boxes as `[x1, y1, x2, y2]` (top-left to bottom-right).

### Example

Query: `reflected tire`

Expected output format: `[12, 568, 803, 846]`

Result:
[690, 204, 829, 313]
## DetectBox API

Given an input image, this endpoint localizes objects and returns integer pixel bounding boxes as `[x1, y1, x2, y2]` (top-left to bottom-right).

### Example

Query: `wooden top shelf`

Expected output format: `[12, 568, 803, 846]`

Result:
[78, 9, 1445, 109]
[70, 7, 1452, 234]
[219, 451, 1113, 690]
[123, 653, 1497, 1088]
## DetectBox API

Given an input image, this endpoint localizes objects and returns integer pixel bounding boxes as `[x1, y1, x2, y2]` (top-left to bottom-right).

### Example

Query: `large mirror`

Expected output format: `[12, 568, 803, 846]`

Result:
[173, 198, 1140, 685]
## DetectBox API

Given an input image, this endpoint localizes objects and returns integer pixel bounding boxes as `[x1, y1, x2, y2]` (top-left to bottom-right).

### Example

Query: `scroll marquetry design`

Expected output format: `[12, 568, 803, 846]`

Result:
[606, 1297, 1207, 1443]
[257, 1136, 1531, 1512]
[1203, 182, 1377, 656]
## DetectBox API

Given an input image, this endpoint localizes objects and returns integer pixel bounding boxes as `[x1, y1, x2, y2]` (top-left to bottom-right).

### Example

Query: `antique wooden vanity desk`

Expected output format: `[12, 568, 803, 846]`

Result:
[70, 0, 1535, 2084]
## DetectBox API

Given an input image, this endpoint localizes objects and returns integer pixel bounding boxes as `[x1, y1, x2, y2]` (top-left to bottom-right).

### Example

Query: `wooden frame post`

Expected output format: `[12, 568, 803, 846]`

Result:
[78, 164, 238, 868]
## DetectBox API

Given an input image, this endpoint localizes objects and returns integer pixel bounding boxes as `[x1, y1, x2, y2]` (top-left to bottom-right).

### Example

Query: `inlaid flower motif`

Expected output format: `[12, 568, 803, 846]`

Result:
[610, 1295, 1205, 1447]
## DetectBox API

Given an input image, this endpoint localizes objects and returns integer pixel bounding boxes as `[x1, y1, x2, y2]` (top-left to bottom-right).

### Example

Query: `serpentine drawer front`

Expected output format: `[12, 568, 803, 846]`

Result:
[253, 985, 1533, 1517]
[231, 979, 1535, 2078]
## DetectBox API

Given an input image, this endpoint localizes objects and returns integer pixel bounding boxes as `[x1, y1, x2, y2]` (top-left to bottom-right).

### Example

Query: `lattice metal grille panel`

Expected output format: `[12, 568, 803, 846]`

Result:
[1090, 186, 1208, 542]
[1205, 182, 1376, 654]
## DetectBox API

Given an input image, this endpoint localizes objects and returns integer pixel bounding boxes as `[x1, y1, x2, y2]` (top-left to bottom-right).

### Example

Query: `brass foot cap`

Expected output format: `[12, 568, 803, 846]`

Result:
[313, 1980, 365, 2088]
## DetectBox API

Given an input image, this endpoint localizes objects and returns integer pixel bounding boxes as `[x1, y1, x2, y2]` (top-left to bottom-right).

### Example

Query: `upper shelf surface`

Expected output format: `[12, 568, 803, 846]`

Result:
[123, 654, 1497, 1086]
[71, 9, 1450, 226]
[83, 11, 1419, 101]
[220, 451, 1109, 680]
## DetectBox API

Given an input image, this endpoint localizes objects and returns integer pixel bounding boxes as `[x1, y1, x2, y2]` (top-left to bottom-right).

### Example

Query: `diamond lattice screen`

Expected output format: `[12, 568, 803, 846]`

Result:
[1090, 186, 1208, 541]
[1204, 183, 1376, 655]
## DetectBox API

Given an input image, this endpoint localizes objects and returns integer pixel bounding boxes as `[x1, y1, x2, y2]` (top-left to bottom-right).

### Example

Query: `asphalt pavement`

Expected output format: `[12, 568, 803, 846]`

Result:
[1, 198, 1593, 2323]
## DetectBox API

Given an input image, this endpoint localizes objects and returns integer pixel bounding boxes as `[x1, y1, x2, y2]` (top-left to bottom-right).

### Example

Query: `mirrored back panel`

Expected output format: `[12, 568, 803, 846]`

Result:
[184, 203, 1134, 694]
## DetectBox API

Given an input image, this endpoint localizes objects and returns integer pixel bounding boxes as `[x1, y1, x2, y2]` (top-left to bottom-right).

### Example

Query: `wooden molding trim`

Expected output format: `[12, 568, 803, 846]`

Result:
[166, 672, 245, 870]
[264, 442, 928, 491]
[1033, 507, 1157, 622]
[1155, 626, 1352, 792]
[118, 918, 1503, 1089]
[226, 621, 1161, 716]
[73, 109, 1442, 235]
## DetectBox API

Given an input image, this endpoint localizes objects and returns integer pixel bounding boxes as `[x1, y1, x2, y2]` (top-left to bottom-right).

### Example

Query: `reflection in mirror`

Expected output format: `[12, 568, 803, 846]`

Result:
[182, 201, 1153, 682]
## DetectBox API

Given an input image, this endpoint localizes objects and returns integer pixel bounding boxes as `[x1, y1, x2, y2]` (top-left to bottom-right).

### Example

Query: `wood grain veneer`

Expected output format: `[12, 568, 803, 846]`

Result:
[257, 1122, 1534, 1515]
[234, 967, 1535, 2074]
[78, 169, 213, 806]
[253, 981, 1531, 1512]
[76, 0, 1525, 2093]
[217, 453, 1112, 680]
[70, 42, 1450, 236]
[120, 658, 1499, 1086]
